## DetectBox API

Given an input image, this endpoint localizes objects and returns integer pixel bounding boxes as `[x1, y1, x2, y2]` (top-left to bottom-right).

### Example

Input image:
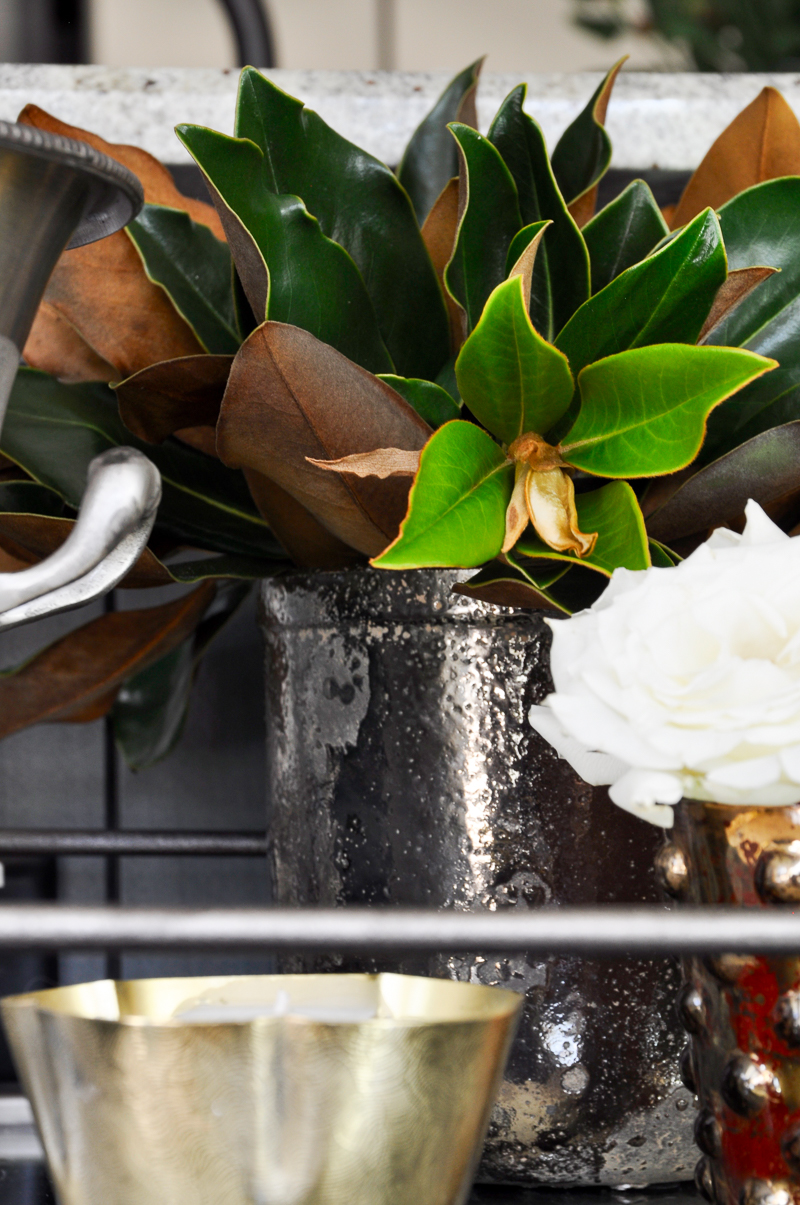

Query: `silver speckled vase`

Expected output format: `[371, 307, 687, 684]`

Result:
[259, 567, 695, 1186]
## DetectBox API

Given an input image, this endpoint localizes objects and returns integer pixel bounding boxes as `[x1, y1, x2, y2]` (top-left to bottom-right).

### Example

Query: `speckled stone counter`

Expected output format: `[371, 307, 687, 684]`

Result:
[0, 64, 797, 168]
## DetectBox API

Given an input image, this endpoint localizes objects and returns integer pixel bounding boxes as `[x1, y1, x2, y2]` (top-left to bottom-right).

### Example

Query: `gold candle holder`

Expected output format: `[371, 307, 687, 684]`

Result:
[2, 972, 521, 1205]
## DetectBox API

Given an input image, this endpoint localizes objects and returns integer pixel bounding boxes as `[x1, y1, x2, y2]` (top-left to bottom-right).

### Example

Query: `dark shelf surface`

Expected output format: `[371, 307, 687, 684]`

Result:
[0, 1160, 697, 1204]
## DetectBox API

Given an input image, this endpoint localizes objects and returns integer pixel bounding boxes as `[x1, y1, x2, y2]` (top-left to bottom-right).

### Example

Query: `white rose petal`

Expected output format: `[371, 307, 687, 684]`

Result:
[529, 501, 800, 825]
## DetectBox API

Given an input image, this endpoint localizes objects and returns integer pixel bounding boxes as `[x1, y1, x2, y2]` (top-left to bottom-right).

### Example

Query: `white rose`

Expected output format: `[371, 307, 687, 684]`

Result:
[528, 501, 800, 828]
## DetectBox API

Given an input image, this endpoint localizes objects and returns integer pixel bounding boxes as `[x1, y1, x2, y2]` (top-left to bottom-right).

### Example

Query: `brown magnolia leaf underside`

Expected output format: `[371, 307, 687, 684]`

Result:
[508, 223, 549, 311]
[243, 468, 363, 570]
[18, 105, 225, 238]
[421, 177, 464, 352]
[0, 513, 179, 587]
[204, 178, 269, 324]
[217, 322, 432, 557]
[116, 355, 233, 443]
[19, 104, 220, 381]
[24, 226, 204, 381]
[0, 581, 216, 737]
[308, 448, 422, 479]
[671, 87, 800, 230]
[452, 576, 562, 610]
[23, 302, 116, 384]
[698, 266, 778, 342]
[174, 427, 220, 457]
[567, 57, 625, 229]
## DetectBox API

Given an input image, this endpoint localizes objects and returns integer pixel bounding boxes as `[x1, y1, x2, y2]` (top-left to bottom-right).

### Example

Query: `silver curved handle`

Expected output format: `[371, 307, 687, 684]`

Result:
[0, 447, 162, 630]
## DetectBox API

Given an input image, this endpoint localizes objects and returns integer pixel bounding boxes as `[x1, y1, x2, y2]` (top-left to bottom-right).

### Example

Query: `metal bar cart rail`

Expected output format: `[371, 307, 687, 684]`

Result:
[0, 903, 796, 955]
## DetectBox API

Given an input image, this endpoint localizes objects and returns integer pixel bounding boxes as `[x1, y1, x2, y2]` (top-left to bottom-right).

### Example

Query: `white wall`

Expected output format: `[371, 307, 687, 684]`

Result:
[88, 0, 686, 72]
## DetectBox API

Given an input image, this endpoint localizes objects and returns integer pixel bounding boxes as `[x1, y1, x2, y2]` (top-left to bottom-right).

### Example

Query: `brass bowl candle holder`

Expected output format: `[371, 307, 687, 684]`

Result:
[1, 971, 521, 1205]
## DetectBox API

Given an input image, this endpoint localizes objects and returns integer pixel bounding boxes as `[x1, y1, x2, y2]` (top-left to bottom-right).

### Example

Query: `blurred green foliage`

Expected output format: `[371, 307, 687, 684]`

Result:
[574, 0, 800, 71]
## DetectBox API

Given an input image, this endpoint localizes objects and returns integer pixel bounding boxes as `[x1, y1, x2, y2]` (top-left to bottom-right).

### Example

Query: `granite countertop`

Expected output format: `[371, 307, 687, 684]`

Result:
[0, 63, 799, 168]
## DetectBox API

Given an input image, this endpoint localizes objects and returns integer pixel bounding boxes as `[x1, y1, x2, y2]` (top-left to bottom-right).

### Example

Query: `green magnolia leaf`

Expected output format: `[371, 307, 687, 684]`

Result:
[515, 480, 649, 574]
[704, 178, 800, 456]
[713, 178, 800, 351]
[455, 275, 574, 444]
[126, 205, 240, 356]
[582, 180, 668, 295]
[435, 356, 460, 403]
[2, 370, 285, 562]
[453, 559, 569, 611]
[160, 553, 281, 582]
[372, 420, 514, 569]
[551, 59, 622, 218]
[505, 221, 551, 277]
[176, 125, 392, 375]
[488, 85, 590, 340]
[398, 59, 482, 224]
[0, 480, 67, 517]
[377, 375, 460, 428]
[114, 640, 195, 770]
[112, 581, 250, 770]
[561, 344, 776, 478]
[555, 208, 727, 380]
[444, 123, 522, 335]
[646, 420, 800, 543]
[546, 563, 608, 612]
[648, 538, 680, 567]
[232, 67, 449, 380]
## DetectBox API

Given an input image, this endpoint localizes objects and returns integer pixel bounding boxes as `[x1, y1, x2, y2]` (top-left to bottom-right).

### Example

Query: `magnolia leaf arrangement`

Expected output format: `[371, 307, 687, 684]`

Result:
[5, 67, 800, 763]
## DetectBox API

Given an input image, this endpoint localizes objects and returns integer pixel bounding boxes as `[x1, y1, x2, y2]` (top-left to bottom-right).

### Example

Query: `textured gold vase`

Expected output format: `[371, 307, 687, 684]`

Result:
[657, 801, 800, 1205]
[1, 972, 522, 1205]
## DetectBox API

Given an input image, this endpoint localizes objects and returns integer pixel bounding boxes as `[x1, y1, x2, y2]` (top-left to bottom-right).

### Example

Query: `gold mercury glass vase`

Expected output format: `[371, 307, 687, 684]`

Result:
[657, 800, 800, 1205]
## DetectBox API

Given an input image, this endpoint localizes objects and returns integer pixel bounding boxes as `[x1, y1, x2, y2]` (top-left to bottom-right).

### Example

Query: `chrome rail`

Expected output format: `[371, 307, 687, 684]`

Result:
[0, 903, 795, 955]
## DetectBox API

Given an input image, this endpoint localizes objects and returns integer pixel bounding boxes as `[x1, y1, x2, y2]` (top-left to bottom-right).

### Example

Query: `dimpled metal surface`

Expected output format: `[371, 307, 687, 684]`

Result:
[1, 973, 521, 1205]
[260, 567, 695, 1186]
[671, 801, 800, 1205]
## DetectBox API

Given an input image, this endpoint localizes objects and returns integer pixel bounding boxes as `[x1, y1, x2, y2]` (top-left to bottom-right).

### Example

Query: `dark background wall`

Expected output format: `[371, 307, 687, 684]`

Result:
[0, 586, 271, 1082]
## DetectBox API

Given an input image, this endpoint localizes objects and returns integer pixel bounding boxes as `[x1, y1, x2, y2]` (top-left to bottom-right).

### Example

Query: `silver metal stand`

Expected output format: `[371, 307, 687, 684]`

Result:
[0, 120, 161, 629]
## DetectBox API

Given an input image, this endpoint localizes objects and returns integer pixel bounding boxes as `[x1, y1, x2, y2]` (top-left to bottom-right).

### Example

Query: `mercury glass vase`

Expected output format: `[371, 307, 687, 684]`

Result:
[659, 800, 800, 1205]
[260, 566, 696, 1187]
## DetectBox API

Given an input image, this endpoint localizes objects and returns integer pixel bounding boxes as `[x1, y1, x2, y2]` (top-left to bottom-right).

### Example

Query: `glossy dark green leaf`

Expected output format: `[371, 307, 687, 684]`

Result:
[562, 343, 775, 477]
[0, 480, 67, 517]
[455, 275, 574, 444]
[435, 356, 460, 402]
[373, 420, 514, 569]
[505, 221, 551, 278]
[1, 370, 286, 562]
[113, 640, 195, 770]
[112, 580, 250, 770]
[453, 559, 568, 611]
[551, 59, 623, 221]
[489, 85, 590, 340]
[703, 178, 800, 456]
[648, 538, 680, 567]
[444, 123, 522, 335]
[126, 204, 240, 355]
[231, 67, 449, 380]
[545, 563, 607, 612]
[398, 59, 482, 224]
[377, 374, 460, 428]
[555, 208, 727, 380]
[582, 180, 669, 295]
[515, 480, 649, 574]
[176, 125, 392, 374]
[647, 420, 800, 543]
[712, 178, 800, 351]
